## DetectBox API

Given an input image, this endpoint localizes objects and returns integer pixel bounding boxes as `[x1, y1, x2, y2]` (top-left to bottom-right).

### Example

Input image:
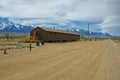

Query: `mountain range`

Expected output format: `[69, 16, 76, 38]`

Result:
[0, 22, 33, 36]
[0, 21, 117, 38]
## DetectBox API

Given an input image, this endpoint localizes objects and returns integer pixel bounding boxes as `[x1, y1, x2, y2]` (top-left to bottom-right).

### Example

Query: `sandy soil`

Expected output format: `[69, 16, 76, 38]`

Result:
[0, 40, 120, 80]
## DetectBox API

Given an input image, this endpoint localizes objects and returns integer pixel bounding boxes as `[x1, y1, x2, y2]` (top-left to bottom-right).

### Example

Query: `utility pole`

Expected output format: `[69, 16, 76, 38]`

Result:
[88, 23, 90, 40]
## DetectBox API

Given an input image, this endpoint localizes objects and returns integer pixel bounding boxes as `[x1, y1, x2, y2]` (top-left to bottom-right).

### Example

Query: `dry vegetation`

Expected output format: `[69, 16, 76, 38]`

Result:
[0, 40, 120, 80]
[0, 36, 30, 49]
[111, 38, 120, 43]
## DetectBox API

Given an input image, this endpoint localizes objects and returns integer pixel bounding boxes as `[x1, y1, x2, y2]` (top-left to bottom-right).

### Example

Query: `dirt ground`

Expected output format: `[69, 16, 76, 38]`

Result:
[0, 40, 120, 80]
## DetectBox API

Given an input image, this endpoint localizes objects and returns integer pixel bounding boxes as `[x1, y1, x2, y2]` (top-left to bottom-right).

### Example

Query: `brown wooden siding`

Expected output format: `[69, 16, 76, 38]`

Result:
[30, 27, 80, 42]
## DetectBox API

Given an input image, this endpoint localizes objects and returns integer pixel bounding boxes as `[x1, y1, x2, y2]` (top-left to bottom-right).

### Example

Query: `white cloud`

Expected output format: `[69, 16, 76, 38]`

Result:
[9, 18, 70, 26]
[99, 16, 120, 36]
[0, 0, 113, 19]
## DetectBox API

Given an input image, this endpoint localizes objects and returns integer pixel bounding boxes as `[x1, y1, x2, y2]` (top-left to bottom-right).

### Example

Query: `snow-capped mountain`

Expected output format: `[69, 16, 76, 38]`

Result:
[65, 28, 112, 38]
[0, 22, 33, 35]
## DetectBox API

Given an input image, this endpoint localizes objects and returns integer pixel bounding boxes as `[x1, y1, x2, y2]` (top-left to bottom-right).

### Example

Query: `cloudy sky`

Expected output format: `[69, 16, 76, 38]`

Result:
[0, 0, 120, 36]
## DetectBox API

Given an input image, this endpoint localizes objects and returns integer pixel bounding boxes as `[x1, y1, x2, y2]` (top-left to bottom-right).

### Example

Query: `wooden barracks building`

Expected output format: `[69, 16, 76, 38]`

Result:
[30, 27, 80, 42]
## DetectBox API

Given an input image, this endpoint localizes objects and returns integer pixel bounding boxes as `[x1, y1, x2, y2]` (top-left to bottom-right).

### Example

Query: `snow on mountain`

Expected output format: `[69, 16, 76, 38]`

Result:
[0, 22, 10, 30]
[0, 22, 17, 29]
[65, 27, 113, 38]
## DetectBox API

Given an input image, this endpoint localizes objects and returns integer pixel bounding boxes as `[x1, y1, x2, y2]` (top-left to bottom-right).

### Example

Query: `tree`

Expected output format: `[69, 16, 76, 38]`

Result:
[4, 33, 10, 40]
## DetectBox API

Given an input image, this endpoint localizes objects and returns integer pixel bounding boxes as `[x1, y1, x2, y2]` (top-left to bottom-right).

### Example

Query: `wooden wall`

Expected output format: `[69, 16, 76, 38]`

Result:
[30, 27, 80, 42]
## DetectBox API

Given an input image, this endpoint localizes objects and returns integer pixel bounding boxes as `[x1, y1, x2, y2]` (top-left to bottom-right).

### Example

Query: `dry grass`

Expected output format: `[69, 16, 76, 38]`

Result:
[112, 39, 120, 43]
[0, 40, 120, 80]
[0, 38, 30, 49]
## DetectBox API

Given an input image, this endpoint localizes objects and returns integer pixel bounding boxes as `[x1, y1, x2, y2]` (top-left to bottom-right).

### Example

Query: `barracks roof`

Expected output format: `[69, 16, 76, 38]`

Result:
[36, 27, 80, 35]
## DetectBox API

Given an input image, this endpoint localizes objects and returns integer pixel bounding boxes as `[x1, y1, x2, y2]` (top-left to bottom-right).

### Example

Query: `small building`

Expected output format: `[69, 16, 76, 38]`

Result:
[30, 27, 80, 42]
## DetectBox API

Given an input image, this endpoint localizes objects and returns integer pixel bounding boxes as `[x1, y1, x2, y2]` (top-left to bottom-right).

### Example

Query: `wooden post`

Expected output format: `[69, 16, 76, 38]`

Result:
[30, 41, 31, 51]
[30, 36, 31, 51]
